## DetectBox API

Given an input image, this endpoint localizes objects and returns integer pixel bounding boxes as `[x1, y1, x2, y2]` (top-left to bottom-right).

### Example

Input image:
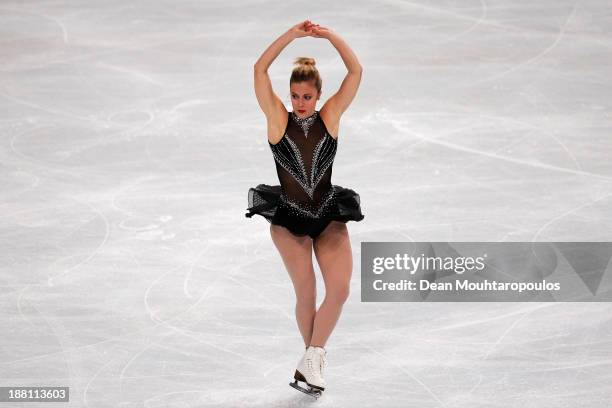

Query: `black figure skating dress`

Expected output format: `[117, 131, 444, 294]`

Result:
[246, 110, 364, 239]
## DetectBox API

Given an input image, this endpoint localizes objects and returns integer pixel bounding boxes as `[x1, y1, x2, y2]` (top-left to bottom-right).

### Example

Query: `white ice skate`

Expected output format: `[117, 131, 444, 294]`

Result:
[289, 346, 327, 399]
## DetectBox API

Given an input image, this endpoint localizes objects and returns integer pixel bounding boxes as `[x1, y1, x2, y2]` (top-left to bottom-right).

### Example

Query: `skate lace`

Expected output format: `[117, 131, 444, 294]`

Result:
[307, 354, 325, 378]
[307, 359, 316, 375]
[320, 354, 327, 375]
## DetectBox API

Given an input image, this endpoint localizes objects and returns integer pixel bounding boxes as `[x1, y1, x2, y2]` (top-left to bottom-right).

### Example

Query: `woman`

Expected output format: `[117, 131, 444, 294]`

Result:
[245, 20, 364, 398]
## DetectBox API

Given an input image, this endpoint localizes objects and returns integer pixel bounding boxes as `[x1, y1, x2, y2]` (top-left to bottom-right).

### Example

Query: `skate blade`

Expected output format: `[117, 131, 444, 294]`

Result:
[289, 381, 322, 399]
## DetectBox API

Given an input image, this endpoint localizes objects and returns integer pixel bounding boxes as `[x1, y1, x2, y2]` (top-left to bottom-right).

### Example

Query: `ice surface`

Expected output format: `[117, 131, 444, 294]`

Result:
[1, 0, 611, 407]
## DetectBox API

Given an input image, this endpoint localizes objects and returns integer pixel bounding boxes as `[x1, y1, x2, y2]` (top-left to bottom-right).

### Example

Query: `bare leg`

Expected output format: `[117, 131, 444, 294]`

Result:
[310, 221, 352, 348]
[270, 224, 316, 348]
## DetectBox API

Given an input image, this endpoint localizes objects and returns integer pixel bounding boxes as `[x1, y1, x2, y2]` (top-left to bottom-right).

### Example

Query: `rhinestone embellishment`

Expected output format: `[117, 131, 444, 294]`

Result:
[291, 110, 318, 138]
[269, 109, 339, 219]
[280, 186, 336, 218]
[270, 132, 337, 200]
[310, 134, 336, 193]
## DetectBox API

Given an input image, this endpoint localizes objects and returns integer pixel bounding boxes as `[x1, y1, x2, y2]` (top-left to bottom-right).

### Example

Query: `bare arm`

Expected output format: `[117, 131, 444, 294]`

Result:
[253, 21, 313, 119]
[327, 31, 362, 74]
[311, 26, 363, 117]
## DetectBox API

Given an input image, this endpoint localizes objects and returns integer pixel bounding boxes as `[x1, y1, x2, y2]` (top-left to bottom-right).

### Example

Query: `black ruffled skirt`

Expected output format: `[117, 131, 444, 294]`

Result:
[245, 184, 364, 238]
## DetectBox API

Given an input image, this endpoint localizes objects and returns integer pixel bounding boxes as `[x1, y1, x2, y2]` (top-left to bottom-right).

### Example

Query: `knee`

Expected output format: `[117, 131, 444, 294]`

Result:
[327, 284, 350, 304]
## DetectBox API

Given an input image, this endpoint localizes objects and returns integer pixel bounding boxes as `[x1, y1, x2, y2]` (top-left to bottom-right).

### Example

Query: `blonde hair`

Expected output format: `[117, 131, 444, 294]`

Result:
[290, 57, 322, 95]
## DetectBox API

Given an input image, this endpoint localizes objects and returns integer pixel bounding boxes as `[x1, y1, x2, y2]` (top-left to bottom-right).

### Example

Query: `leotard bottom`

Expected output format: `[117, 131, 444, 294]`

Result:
[245, 184, 364, 239]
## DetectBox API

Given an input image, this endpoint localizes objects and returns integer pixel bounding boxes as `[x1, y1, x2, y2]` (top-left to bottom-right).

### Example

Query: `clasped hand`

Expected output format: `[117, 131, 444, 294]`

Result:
[291, 20, 332, 39]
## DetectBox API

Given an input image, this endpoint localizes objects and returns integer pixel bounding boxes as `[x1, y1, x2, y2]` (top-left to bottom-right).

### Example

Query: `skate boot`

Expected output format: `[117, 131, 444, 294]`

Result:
[289, 346, 327, 399]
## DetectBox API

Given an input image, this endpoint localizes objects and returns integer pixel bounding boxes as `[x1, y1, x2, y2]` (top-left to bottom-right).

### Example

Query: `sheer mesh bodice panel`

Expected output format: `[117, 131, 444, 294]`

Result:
[269, 110, 337, 218]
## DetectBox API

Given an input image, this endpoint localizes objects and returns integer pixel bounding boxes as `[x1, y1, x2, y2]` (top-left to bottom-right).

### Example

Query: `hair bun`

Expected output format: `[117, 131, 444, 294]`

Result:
[294, 57, 316, 67]
[290, 56, 322, 95]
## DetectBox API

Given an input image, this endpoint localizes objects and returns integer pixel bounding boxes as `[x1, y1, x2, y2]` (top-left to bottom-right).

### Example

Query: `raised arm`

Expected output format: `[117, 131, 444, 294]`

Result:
[310, 26, 363, 118]
[254, 21, 314, 119]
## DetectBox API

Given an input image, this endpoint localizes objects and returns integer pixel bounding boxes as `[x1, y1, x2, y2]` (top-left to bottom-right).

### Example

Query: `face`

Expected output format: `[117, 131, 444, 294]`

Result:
[290, 81, 320, 117]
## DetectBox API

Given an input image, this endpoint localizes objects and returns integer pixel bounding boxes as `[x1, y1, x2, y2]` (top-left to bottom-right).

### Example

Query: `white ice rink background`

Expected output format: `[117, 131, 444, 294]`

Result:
[1, 1, 611, 407]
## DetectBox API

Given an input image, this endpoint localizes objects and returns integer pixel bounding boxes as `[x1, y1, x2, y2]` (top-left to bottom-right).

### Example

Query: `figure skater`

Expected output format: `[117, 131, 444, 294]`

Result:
[245, 20, 364, 398]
